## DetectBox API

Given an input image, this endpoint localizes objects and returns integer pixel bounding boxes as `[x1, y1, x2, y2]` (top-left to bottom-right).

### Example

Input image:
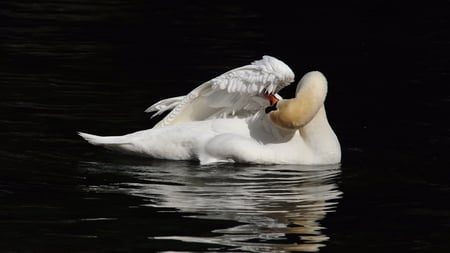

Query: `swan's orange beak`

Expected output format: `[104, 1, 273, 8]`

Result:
[264, 93, 279, 106]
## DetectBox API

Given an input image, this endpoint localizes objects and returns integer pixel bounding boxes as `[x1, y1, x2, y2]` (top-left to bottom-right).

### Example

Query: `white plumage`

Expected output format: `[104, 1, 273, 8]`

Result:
[79, 56, 341, 165]
[144, 55, 294, 127]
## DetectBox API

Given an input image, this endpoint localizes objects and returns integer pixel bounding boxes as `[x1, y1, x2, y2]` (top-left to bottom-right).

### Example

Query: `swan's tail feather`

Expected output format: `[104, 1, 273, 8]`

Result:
[78, 132, 130, 146]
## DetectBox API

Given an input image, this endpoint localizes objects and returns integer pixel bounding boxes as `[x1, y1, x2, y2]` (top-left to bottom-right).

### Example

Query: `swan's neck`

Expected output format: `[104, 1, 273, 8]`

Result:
[300, 106, 329, 135]
[269, 80, 326, 130]
[299, 106, 341, 162]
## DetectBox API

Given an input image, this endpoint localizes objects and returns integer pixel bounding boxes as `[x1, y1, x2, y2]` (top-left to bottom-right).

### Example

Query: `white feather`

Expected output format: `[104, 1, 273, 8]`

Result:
[79, 70, 341, 165]
[145, 96, 185, 118]
[146, 55, 294, 128]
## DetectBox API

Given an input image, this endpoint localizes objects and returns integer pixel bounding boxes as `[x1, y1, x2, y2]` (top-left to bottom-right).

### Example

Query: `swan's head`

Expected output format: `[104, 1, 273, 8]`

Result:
[267, 71, 328, 130]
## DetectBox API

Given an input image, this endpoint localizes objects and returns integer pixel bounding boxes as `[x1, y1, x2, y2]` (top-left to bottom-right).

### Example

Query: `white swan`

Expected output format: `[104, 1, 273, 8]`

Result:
[79, 56, 341, 165]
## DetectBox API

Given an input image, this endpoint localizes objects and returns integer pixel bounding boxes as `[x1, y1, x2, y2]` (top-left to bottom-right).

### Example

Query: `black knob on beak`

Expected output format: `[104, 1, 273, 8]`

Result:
[265, 102, 278, 114]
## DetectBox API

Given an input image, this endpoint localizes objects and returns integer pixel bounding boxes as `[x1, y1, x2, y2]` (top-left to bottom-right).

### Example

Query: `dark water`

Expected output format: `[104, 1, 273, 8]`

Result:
[1, 1, 449, 252]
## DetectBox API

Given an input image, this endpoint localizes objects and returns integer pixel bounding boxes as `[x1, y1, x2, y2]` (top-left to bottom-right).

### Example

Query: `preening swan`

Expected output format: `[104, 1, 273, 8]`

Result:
[79, 56, 341, 164]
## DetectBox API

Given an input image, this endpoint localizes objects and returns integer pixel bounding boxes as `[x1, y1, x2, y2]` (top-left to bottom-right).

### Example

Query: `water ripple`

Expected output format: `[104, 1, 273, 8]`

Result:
[80, 161, 341, 252]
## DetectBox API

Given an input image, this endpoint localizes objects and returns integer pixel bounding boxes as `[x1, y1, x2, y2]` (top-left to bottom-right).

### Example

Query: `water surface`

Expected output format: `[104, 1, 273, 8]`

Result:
[1, 1, 449, 252]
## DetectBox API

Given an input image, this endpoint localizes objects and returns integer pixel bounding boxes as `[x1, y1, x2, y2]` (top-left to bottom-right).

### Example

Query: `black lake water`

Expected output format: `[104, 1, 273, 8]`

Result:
[1, 1, 449, 252]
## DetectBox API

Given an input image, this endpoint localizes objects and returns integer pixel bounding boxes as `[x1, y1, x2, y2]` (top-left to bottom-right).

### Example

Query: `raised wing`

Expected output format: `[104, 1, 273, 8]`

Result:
[146, 96, 185, 119]
[146, 55, 294, 128]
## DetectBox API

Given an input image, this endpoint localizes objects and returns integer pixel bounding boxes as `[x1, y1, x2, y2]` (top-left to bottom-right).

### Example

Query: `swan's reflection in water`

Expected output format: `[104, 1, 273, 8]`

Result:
[82, 161, 341, 252]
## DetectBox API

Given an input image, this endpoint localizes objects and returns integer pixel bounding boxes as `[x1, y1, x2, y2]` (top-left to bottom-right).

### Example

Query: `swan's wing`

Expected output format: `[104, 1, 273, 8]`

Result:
[145, 96, 185, 118]
[146, 55, 294, 128]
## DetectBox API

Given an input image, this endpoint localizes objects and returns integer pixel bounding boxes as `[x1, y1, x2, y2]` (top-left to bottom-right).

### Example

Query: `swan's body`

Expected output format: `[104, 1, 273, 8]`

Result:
[79, 56, 341, 165]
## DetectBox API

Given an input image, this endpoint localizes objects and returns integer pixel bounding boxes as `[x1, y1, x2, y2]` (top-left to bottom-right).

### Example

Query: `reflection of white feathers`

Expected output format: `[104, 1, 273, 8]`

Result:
[82, 162, 342, 252]
[79, 56, 341, 165]
[145, 55, 294, 127]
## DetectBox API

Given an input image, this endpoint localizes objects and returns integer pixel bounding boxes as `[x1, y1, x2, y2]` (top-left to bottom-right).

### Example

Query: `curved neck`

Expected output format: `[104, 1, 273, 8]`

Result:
[300, 106, 329, 135]
[269, 87, 325, 130]
[300, 106, 341, 162]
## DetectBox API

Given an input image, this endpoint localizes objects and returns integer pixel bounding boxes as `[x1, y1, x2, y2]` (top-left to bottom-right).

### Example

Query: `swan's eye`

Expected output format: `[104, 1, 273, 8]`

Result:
[265, 102, 278, 114]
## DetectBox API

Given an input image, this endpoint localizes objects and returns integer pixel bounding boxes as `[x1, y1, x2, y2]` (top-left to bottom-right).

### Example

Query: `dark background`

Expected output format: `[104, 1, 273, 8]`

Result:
[1, 1, 449, 252]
